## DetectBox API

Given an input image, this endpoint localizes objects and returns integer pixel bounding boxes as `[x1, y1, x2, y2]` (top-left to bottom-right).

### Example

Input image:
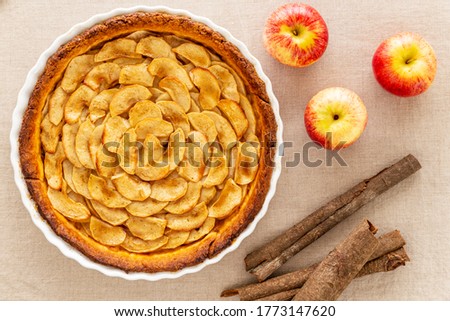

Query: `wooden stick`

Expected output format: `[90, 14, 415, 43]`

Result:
[223, 230, 405, 301]
[292, 220, 379, 301]
[245, 154, 420, 281]
[256, 247, 409, 301]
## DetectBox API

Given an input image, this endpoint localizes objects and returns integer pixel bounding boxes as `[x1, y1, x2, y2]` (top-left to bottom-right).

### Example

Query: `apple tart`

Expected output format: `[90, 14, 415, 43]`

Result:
[19, 12, 277, 273]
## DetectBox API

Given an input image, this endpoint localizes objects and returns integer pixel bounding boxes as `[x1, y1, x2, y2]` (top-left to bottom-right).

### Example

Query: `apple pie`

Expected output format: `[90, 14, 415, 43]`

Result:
[19, 12, 277, 273]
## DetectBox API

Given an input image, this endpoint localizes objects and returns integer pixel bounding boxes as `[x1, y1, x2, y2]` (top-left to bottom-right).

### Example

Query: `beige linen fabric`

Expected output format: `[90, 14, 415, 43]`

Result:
[0, 0, 449, 300]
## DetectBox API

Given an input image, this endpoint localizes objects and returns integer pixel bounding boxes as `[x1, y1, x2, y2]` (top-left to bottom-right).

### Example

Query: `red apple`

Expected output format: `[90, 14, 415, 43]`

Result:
[263, 3, 328, 67]
[304, 87, 367, 150]
[372, 32, 437, 97]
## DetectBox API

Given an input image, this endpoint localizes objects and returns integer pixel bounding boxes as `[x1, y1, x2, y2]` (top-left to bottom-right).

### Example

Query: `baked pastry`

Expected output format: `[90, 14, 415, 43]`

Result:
[19, 11, 277, 273]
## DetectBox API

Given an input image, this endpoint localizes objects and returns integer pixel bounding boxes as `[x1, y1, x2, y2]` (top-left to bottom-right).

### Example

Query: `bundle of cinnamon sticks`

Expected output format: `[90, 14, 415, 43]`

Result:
[222, 154, 421, 301]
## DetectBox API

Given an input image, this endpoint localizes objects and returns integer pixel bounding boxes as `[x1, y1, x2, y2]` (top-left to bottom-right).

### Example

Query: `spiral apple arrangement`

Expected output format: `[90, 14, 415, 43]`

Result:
[263, 3, 437, 150]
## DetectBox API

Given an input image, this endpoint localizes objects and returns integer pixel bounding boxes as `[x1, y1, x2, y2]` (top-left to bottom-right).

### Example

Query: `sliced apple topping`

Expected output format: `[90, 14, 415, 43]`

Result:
[120, 234, 168, 253]
[208, 178, 242, 219]
[119, 61, 154, 87]
[159, 76, 191, 112]
[126, 30, 152, 41]
[135, 136, 171, 182]
[75, 119, 96, 169]
[148, 58, 194, 90]
[134, 118, 174, 141]
[163, 34, 187, 47]
[203, 155, 228, 188]
[90, 216, 126, 246]
[172, 43, 211, 68]
[217, 99, 249, 139]
[71, 166, 93, 199]
[211, 61, 246, 95]
[198, 186, 217, 205]
[64, 85, 97, 124]
[113, 57, 145, 66]
[190, 67, 221, 110]
[239, 94, 257, 137]
[202, 111, 237, 149]
[62, 159, 76, 192]
[150, 177, 188, 202]
[111, 169, 151, 201]
[44, 142, 65, 190]
[62, 123, 83, 167]
[208, 65, 240, 102]
[47, 187, 91, 222]
[177, 132, 206, 182]
[136, 36, 176, 59]
[125, 215, 167, 241]
[126, 197, 168, 217]
[110, 85, 151, 117]
[90, 199, 129, 226]
[157, 101, 190, 136]
[161, 230, 190, 249]
[235, 141, 259, 185]
[166, 128, 186, 171]
[166, 202, 208, 231]
[187, 112, 218, 142]
[94, 38, 141, 62]
[102, 115, 130, 150]
[41, 114, 63, 154]
[84, 62, 121, 91]
[89, 88, 119, 122]
[185, 217, 216, 244]
[128, 100, 162, 127]
[87, 174, 131, 208]
[88, 124, 104, 166]
[48, 86, 68, 126]
[117, 128, 139, 175]
[165, 181, 202, 214]
[61, 55, 96, 93]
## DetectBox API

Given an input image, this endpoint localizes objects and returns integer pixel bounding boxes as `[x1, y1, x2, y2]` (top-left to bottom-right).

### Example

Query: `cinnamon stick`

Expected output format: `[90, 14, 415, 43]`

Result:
[256, 247, 409, 301]
[223, 230, 405, 301]
[292, 220, 379, 301]
[246, 154, 420, 281]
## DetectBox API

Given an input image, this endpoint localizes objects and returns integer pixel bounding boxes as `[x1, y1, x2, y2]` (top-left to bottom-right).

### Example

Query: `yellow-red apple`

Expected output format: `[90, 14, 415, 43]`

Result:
[372, 32, 437, 97]
[263, 3, 328, 67]
[304, 87, 367, 150]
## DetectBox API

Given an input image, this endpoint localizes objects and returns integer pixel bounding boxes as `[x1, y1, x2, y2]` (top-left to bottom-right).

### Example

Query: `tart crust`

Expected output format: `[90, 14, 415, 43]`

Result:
[19, 12, 277, 273]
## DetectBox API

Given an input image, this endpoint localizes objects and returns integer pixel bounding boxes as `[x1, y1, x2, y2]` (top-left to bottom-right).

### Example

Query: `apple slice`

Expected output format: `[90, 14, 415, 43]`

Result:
[239, 94, 257, 137]
[84, 62, 121, 91]
[44, 142, 65, 190]
[203, 155, 228, 188]
[160, 230, 190, 250]
[202, 111, 237, 149]
[166, 202, 208, 231]
[167, 128, 186, 171]
[159, 76, 191, 112]
[164, 181, 202, 214]
[62, 123, 83, 168]
[111, 169, 151, 201]
[64, 85, 97, 124]
[89, 88, 119, 123]
[61, 54, 96, 93]
[208, 65, 239, 102]
[150, 177, 188, 202]
[234, 141, 259, 185]
[177, 131, 206, 183]
[198, 186, 217, 205]
[102, 115, 130, 153]
[87, 174, 131, 208]
[190, 67, 221, 110]
[119, 61, 154, 87]
[89, 199, 129, 226]
[75, 119, 96, 169]
[136, 36, 176, 59]
[48, 86, 68, 126]
[217, 99, 249, 139]
[187, 112, 218, 142]
[211, 61, 246, 95]
[134, 118, 174, 141]
[172, 43, 211, 68]
[126, 197, 169, 217]
[94, 38, 141, 62]
[95, 144, 117, 178]
[128, 100, 162, 127]
[62, 159, 76, 192]
[88, 124, 104, 166]
[117, 128, 139, 175]
[89, 216, 126, 246]
[125, 216, 167, 241]
[185, 217, 216, 244]
[126, 31, 152, 41]
[71, 166, 93, 199]
[148, 58, 194, 90]
[120, 234, 168, 253]
[209, 178, 242, 219]
[47, 187, 91, 222]
[156, 101, 190, 137]
[109, 85, 151, 117]
[41, 114, 63, 154]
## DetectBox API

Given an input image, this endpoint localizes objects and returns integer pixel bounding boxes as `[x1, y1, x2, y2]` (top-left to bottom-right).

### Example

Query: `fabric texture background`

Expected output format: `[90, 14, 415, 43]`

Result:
[1, 0, 449, 300]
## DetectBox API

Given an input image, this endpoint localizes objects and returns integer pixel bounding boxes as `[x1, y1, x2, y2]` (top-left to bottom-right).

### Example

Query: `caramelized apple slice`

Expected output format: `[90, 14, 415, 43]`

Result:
[112, 57, 145, 66]
[203, 155, 228, 188]
[88, 124, 104, 166]
[61, 55, 96, 93]
[125, 216, 167, 241]
[126, 197, 168, 217]
[62, 123, 83, 167]
[84, 62, 121, 91]
[208, 64, 240, 102]
[177, 132, 206, 182]
[94, 38, 141, 62]
[129, 100, 162, 127]
[111, 169, 151, 201]
[157, 101, 190, 136]
[166, 128, 186, 171]
[235, 141, 259, 185]
[217, 99, 249, 139]
[95, 144, 117, 178]
[136, 36, 176, 59]
[166, 202, 208, 231]
[89, 216, 126, 246]
[202, 111, 237, 149]
[89, 89, 119, 122]
[47, 187, 90, 222]
[64, 85, 97, 124]
[159, 76, 191, 112]
[117, 128, 139, 175]
[126, 30, 152, 41]
[190, 67, 221, 110]
[148, 58, 194, 90]
[198, 186, 217, 205]
[62, 159, 76, 192]
[211, 61, 246, 95]
[121, 234, 168, 253]
[75, 119, 95, 169]
[150, 177, 188, 202]
[208, 178, 242, 219]
[187, 112, 217, 142]
[41, 114, 63, 154]
[102, 115, 130, 150]
[71, 166, 93, 199]
[44, 142, 65, 190]
[240, 94, 256, 137]
[173, 43, 211, 68]
[48, 86, 68, 125]
[110, 85, 151, 117]
[185, 217, 216, 244]
[88, 174, 131, 208]
[119, 62, 154, 87]
[90, 199, 129, 226]
[134, 118, 173, 141]
[161, 230, 190, 249]
[164, 181, 202, 214]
